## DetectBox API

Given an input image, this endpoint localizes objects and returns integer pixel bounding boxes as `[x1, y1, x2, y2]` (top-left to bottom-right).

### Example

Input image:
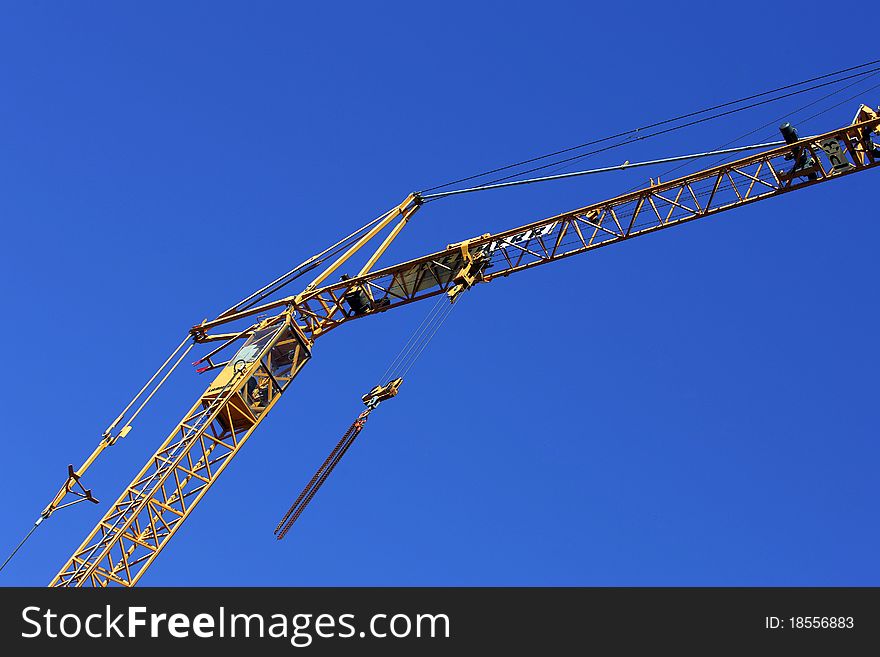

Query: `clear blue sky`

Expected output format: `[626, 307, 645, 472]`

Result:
[1, 2, 878, 586]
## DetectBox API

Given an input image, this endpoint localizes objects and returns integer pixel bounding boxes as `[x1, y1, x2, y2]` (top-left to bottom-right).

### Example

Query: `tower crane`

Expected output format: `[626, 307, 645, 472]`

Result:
[26, 103, 880, 587]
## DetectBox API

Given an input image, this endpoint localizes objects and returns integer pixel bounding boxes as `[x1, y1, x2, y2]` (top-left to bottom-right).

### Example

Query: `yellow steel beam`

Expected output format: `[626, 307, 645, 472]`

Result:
[51, 315, 311, 587]
[301, 193, 419, 293]
[191, 112, 880, 342]
[53, 106, 880, 587]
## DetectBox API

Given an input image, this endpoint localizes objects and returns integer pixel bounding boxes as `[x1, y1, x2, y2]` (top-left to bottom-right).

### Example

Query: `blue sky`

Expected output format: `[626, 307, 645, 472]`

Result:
[1, 2, 878, 586]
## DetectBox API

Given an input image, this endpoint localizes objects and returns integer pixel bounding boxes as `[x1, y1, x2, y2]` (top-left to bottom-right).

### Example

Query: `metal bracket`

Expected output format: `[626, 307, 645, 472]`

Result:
[40, 465, 100, 522]
[851, 104, 880, 159]
[447, 238, 491, 301]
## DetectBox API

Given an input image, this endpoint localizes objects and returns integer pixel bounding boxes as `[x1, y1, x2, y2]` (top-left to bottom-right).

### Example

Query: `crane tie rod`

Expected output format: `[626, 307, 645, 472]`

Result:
[419, 139, 800, 200]
[0, 524, 39, 577]
[274, 409, 372, 540]
[419, 60, 880, 193]
[0, 335, 197, 580]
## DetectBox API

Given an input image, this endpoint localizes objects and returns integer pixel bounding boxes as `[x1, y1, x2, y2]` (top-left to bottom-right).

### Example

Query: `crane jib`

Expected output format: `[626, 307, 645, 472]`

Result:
[42, 103, 880, 587]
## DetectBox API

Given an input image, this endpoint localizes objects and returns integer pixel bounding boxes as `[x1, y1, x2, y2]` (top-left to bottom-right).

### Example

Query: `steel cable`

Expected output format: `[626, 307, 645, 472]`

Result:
[419, 60, 880, 194]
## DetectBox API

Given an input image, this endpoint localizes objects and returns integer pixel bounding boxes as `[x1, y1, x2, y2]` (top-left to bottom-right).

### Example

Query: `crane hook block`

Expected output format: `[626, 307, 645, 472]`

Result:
[362, 377, 403, 407]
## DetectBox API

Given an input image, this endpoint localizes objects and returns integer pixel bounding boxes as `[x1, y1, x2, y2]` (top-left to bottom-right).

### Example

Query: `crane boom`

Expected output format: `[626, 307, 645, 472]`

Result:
[50, 107, 880, 586]
[191, 110, 880, 343]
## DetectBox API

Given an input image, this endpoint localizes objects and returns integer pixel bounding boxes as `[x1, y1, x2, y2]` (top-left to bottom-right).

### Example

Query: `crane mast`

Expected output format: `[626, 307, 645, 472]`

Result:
[49, 106, 880, 586]
[50, 317, 311, 587]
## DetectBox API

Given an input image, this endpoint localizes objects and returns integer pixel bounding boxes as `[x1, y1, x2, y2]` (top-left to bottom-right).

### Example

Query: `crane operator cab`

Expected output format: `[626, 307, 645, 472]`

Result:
[246, 374, 270, 409]
[206, 318, 312, 433]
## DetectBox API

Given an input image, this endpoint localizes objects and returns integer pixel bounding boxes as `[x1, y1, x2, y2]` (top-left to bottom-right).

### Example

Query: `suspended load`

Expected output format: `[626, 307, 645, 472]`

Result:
[274, 378, 404, 540]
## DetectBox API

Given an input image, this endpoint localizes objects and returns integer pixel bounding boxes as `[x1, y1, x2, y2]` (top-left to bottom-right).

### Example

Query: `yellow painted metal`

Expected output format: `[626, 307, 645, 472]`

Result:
[52, 105, 880, 586]
[282, 110, 880, 338]
[41, 446, 106, 520]
[356, 203, 421, 279]
[853, 103, 879, 125]
[362, 377, 404, 406]
[50, 314, 311, 587]
[190, 111, 880, 341]
[446, 236, 491, 301]
[301, 193, 419, 294]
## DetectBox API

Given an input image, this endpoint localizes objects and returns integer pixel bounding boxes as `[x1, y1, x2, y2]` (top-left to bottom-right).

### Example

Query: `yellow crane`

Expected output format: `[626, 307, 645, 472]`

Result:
[33, 104, 880, 587]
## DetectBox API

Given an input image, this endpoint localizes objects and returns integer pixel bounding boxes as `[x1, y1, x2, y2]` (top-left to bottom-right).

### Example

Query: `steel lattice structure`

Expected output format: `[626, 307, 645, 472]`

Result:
[47, 106, 880, 586]
[197, 112, 880, 341]
[51, 318, 311, 587]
